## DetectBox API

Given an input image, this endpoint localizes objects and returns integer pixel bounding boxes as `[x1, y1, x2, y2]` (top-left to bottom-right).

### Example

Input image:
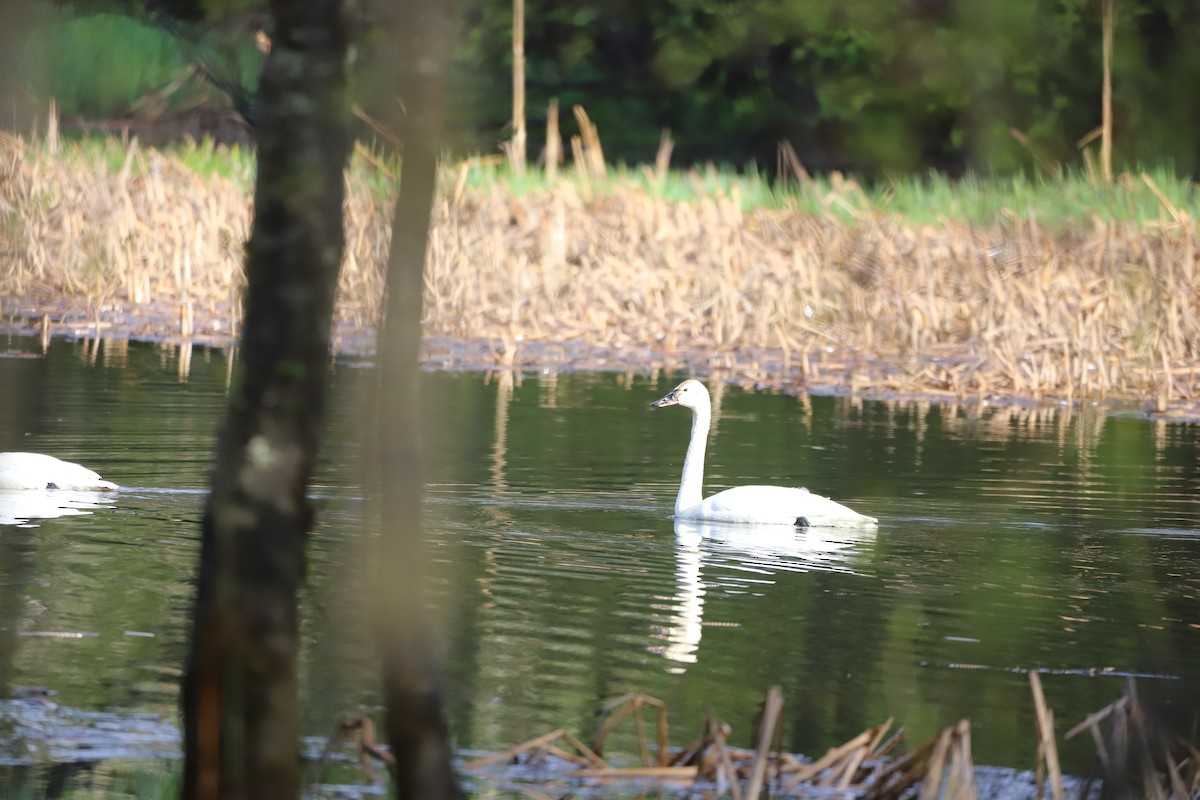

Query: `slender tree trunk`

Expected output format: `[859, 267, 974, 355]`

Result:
[1100, 0, 1114, 182]
[181, 2, 351, 798]
[510, 0, 526, 173]
[0, 1, 38, 131]
[368, 1, 462, 798]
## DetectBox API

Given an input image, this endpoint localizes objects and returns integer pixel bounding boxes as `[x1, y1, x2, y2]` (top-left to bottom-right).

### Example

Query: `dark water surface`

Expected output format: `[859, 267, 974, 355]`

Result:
[1, 336, 1198, 788]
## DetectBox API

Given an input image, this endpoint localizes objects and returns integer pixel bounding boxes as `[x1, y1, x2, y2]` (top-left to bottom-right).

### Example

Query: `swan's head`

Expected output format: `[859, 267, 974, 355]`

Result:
[650, 379, 709, 411]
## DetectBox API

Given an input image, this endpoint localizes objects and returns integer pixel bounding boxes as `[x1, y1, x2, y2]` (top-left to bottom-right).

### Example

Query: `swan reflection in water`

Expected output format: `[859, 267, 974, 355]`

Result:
[0, 490, 119, 526]
[652, 518, 875, 672]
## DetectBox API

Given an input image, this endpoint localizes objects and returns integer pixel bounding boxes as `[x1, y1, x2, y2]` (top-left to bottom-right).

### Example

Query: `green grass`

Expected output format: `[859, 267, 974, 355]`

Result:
[19, 129, 1199, 230]
[170, 137, 256, 183]
[451, 153, 1198, 228]
[26, 133, 256, 185]
[875, 167, 1198, 227]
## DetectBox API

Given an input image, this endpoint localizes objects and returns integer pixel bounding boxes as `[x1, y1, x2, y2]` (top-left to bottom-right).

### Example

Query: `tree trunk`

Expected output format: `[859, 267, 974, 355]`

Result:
[181, 2, 351, 798]
[368, 1, 462, 798]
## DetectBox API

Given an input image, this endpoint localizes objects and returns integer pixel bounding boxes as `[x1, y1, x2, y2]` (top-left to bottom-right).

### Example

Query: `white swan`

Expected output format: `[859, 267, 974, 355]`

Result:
[0, 453, 118, 491]
[650, 380, 876, 527]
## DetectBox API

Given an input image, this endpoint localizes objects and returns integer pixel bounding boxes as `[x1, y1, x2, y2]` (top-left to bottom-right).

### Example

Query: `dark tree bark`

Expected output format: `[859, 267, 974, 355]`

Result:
[367, 1, 463, 798]
[181, 2, 351, 799]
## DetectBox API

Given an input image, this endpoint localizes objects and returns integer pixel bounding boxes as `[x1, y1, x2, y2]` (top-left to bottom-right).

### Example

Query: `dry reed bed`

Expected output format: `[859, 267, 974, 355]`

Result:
[2, 133, 1197, 413]
[0, 132, 249, 338]
[454, 678, 1197, 799]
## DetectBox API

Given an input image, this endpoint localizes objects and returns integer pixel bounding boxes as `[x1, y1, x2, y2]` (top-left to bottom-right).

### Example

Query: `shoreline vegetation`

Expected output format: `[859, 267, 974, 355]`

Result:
[1, 128, 1198, 419]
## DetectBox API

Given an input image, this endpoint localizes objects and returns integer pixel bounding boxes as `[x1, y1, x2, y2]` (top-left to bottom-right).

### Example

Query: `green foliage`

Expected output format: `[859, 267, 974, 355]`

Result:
[16, 7, 262, 120]
[14, 0, 1200, 176]
[446, 0, 1200, 174]
[20, 12, 191, 117]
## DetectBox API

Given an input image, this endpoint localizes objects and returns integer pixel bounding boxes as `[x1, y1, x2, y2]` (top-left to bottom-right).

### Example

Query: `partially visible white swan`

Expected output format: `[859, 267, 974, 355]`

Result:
[650, 380, 876, 527]
[0, 453, 118, 491]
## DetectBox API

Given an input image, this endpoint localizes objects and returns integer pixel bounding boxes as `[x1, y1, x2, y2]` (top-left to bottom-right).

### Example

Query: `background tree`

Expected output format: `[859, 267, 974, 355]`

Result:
[15, 0, 1200, 175]
[180, 1, 351, 798]
[447, 0, 1200, 175]
[366, 0, 464, 796]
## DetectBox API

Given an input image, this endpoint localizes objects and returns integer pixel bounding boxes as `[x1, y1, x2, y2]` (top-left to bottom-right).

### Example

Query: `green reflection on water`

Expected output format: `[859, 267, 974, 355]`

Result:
[1, 336, 1198, 785]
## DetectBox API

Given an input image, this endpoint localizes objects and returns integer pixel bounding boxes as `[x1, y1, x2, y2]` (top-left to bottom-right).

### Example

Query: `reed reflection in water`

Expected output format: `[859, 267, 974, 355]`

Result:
[425, 369, 1200, 773]
[0, 336, 1198, 777]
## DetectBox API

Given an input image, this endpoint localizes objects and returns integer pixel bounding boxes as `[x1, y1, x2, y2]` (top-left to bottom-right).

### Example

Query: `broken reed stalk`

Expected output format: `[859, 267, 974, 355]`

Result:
[783, 720, 891, 787]
[462, 681, 1200, 800]
[468, 690, 905, 798]
[945, 720, 977, 799]
[591, 693, 669, 767]
[837, 717, 893, 789]
[777, 139, 811, 186]
[312, 716, 395, 786]
[572, 104, 605, 178]
[544, 98, 561, 180]
[704, 704, 743, 800]
[655, 128, 674, 185]
[1065, 692, 1127, 777]
[579, 765, 699, 782]
[463, 728, 607, 771]
[918, 728, 952, 800]
[568, 134, 590, 196]
[742, 686, 782, 800]
[913, 721, 978, 800]
[465, 689, 989, 800]
[1011, 128, 1059, 178]
[1029, 670, 1066, 800]
[1064, 678, 1200, 799]
[1141, 171, 1184, 224]
[864, 720, 975, 800]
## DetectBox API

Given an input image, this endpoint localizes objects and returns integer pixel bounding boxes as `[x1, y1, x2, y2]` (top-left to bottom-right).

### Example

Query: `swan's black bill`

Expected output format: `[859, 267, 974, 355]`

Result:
[650, 389, 680, 408]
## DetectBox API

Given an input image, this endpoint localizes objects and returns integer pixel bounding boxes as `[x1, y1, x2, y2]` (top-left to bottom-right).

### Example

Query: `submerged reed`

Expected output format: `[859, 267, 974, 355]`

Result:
[1, 132, 1197, 414]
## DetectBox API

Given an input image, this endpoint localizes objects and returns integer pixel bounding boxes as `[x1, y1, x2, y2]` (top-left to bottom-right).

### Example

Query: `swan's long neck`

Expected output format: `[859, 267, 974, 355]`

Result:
[676, 402, 710, 514]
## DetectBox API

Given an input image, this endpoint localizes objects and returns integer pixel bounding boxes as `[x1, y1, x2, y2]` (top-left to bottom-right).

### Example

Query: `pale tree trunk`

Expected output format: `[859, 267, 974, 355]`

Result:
[367, 0, 463, 798]
[510, 0, 527, 173]
[1100, 0, 1114, 182]
[181, 1, 351, 798]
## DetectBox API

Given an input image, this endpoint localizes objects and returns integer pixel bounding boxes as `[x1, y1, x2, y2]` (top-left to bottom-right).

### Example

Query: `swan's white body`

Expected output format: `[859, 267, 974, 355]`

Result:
[651, 380, 876, 528]
[0, 453, 118, 491]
